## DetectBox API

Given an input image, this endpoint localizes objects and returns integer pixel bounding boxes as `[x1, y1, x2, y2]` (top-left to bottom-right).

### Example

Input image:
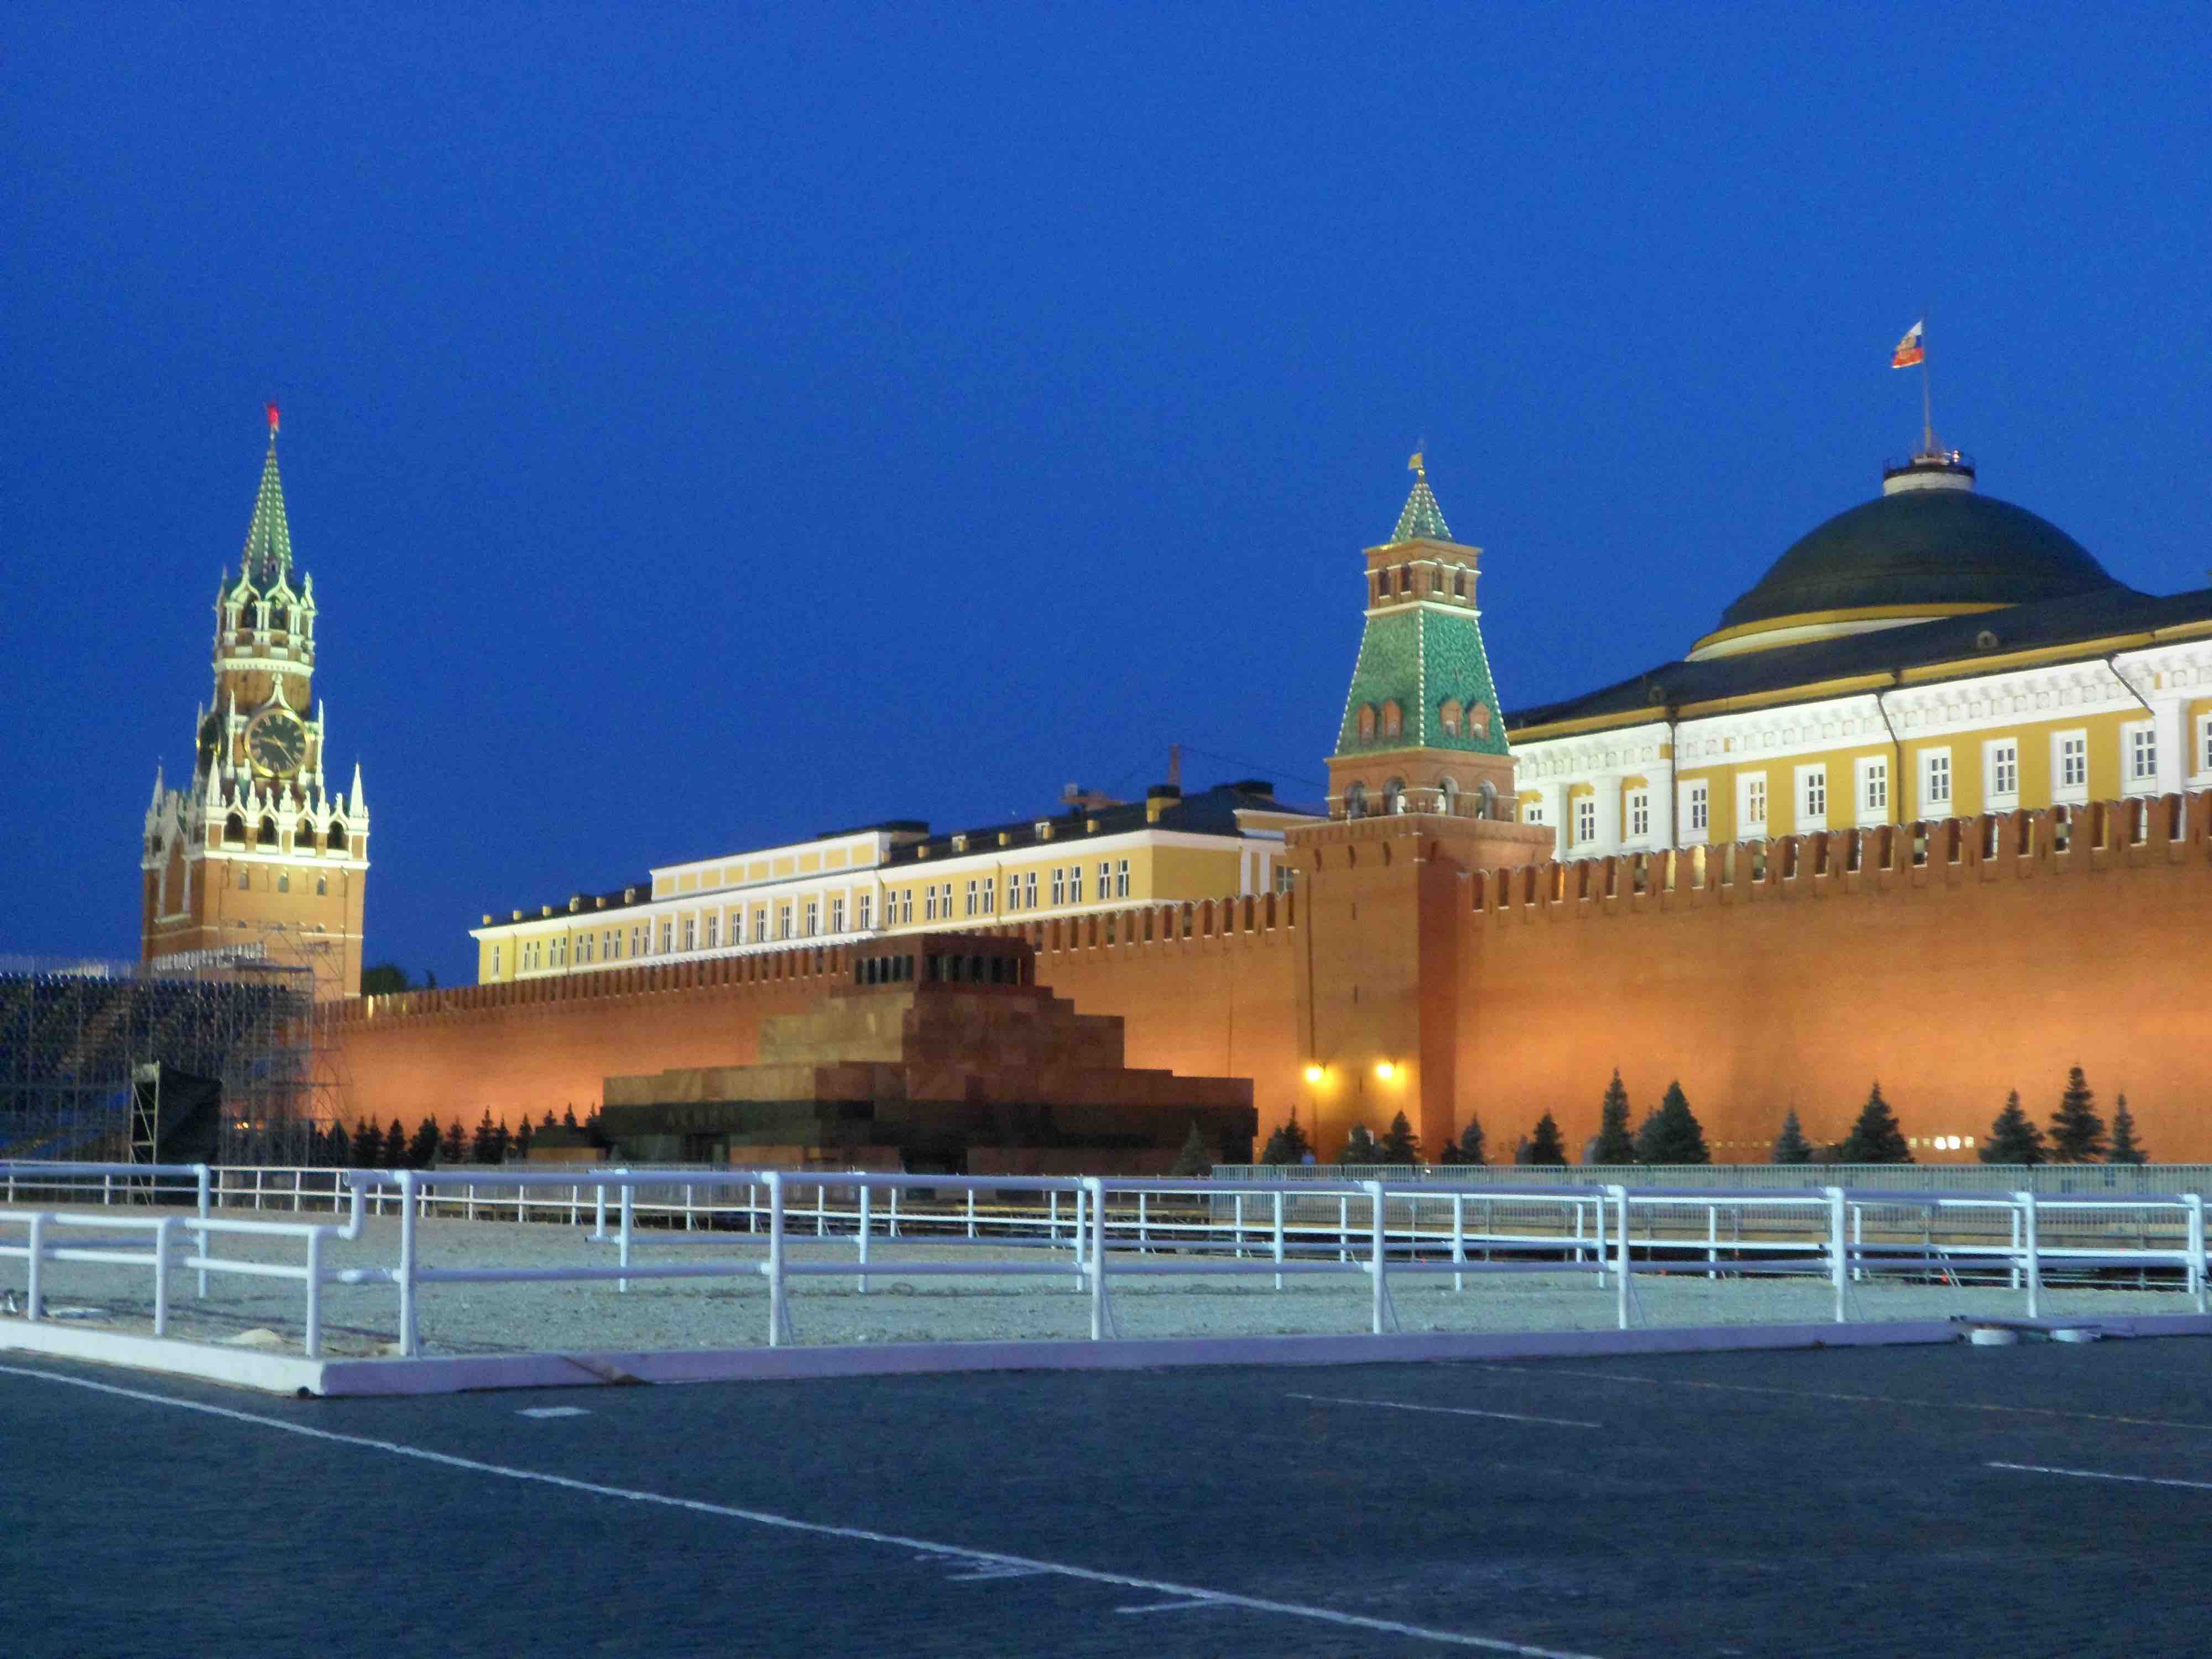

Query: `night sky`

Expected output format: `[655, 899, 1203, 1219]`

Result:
[7, 7, 2210, 985]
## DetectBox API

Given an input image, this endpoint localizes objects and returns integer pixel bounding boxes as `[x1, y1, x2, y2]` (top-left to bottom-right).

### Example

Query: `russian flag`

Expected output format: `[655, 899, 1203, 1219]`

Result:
[1891, 321, 1926, 368]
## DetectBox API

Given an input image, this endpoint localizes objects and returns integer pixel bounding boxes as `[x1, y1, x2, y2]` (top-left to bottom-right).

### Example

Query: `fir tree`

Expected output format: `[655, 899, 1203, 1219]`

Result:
[541, 1109, 557, 1130]
[407, 1117, 442, 1168]
[1375, 1110, 1421, 1167]
[562, 1105, 579, 1130]
[1634, 1081, 1710, 1165]
[2048, 1066, 2108, 1163]
[382, 1118, 407, 1168]
[1980, 1091, 2046, 1166]
[1520, 1112, 1569, 1168]
[1770, 1108, 1812, 1165]
[351, 1120, 384, 1168]
[1336, 1123, 1380, 1165]
[1592, 1070, 1637, 1165]
[325, 1122, 352, 1166]
[513, 1117, 535, 1162]
[1170, 1120, 1212, 1177]
[1260, 1114, 1313, 1166]
[1837, 1082, 1913, 1164]
[1439, 1114, 1487, 1167]
[2106, 1093, 2147, 1166]
[439, 1118, 466, 1165]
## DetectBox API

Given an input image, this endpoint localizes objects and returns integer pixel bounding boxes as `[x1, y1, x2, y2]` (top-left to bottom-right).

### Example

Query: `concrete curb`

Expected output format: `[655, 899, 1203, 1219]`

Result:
[12, 1312, 2209, 1398]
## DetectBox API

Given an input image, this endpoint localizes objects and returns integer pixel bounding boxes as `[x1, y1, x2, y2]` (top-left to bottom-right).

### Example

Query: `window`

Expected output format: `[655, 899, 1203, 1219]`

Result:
[238, 868, 251, 890]
[753, 908, 768, 942]
[1574, 796, 1596, 846]
[857, 894, 872, 930]
[1740, 773, 1768, 833]
[2057, 732, 2088, 794]
[682, 917, 696, 951]
[2127, 723, 2158, 785]
[1358, 705, 1376, 739]
[1686, 779, 1709, 836]
[982, 875, 996, 914]
[630, 925, 644, 957]
[1922, 749, 1952, 812]
[804, 900, 819, 936]
[705, 914, 719, 949]
[1859, 758, 1887, 818]
[1799, 765, 1827, 824]
[1524, 800, 1546, 827]
[831, 896, 846, 933]
[901, 888, 914, 925]
[1275, 864, 1295, 895]
[491, 946, 501, 978]
[1987, 739, 2020, 801]
[776, 904, 792, 940]
[1051, 867, 1066, 906]
[2199, 712, 2212, 776]
[964, 879, 978, 917]
[1381, 701, 1402, 738]
[1024, 872, 1037, 909]
[1453, 570, 1467, 598]
[1114, 859, 1130, 898]
[1383, 778, 1405, 815]
[1068, 864, 1083, 904]
[1626, 788, 1650, 840]
[925, 885, 938, 921]
[1439, 699, 1462, 737]
[660, 921, 674, 953]
[1396, 566, 1411, 594]
[278, 872, 289, 893]
[1343, 782, 1368, 818]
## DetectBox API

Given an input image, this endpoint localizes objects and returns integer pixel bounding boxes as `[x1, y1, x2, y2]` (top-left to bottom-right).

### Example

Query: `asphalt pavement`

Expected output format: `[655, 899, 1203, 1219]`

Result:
[4, 1337, 2209, 1657]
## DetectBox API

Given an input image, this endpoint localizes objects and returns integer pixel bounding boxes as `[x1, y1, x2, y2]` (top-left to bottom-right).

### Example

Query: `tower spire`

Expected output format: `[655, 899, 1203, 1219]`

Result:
[1391, 451, 1452, 544]
[239, 404, 295, 587]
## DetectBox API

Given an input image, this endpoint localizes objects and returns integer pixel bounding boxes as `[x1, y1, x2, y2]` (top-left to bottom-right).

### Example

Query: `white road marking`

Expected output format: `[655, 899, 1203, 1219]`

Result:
[1989, 1461, 2212, 1494]
[1473, 1363, 2212, 1432]
[946, 1566, 1048, 1580]
[0, 1363, 1609, 1658]
[518, 1406, 591, 1419]
[1117, 1598, 1225, 1614]
[1288, 1392, 1601, 1430]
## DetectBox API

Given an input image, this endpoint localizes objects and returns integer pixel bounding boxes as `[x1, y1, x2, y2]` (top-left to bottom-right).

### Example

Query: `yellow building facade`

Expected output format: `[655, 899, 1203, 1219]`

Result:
[1510, 452, 2212, 857]
[472, 780, 1311, 985]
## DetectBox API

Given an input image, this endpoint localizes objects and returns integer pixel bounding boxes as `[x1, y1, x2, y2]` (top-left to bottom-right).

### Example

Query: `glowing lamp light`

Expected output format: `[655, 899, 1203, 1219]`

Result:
[1374, 1061, 1395, 1081]
[1302, 1064, 1324, 1084]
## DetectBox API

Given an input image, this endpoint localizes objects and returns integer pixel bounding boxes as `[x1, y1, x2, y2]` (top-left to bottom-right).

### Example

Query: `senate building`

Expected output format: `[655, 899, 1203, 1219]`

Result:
[146, 415, 2212, 1166]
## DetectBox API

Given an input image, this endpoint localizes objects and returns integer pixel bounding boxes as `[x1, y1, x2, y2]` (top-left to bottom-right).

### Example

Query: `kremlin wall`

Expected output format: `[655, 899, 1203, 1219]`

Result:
[333, 788, 2212, 1163]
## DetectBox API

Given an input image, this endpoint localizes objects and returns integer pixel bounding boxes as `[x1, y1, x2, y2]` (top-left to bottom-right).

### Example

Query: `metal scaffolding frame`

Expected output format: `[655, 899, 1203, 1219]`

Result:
[0, 942, 331, 1165]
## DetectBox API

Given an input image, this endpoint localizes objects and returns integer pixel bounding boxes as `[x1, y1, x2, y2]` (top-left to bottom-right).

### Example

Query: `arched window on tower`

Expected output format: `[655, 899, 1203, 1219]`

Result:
[1439, 699, 1463, 737]
[327, 818, 348, 854]
[1438, 776, 1460, 816]
[1453, 570, 1467, 598]
[1468, 702, 1492, 739]
[1343, 782, 1369, 820]
[1381, 701, 1402, 738]
[1383, 777, 1406, 815]
[259, 816, 279, 847]
[1477, 779, 1499, 821]
[223, 812, 247, 846]
[1357, 705, 1376, 740]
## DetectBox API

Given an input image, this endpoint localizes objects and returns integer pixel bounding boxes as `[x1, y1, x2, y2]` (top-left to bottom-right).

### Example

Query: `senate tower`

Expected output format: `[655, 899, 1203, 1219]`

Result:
[141, 409, 369, 997]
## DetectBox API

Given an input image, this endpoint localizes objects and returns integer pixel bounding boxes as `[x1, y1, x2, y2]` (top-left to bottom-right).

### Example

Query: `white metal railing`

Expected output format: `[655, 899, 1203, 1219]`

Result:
[4, 1162, 2205, 1360]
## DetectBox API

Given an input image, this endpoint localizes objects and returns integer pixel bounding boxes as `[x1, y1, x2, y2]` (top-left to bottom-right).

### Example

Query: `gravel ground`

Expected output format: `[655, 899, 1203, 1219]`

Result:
[1, 1202, 2194, 1358]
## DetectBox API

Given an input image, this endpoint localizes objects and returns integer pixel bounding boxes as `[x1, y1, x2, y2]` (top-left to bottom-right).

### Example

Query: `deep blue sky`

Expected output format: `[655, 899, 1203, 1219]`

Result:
[7, 7, 2210, 984]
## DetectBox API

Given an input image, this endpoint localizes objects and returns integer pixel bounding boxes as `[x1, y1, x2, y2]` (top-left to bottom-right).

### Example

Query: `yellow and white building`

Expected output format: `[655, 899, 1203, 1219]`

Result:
[472, 780, 1311, 984]
[1509, 451, 2212, 854]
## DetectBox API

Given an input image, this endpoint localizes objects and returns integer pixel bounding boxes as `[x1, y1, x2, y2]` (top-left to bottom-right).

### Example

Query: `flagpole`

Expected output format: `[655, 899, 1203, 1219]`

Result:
[1921, 305, 1934, 454]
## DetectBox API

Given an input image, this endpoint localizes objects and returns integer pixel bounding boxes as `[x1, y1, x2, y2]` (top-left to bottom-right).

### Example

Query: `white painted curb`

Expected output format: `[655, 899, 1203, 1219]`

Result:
[0, 1320, 326, 1395]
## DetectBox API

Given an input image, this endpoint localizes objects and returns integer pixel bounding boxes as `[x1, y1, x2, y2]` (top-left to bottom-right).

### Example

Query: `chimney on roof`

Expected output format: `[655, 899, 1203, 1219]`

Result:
[1145, 782, 1182, 823]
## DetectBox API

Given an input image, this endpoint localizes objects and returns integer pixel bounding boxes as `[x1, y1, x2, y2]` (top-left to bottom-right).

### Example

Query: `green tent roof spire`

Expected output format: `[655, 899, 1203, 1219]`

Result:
[1390, 452, 1452, 544]
[239, 403, 294, 589]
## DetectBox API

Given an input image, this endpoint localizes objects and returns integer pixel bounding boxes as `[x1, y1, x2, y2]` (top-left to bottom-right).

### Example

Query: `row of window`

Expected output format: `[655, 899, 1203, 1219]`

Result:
[1369, 563, 1470, 604]
[1343, 777, 1502, 818]
[1354, 697, 1491, 743]
[1566, 723, 2184, 849]
[222, 813, 349, 853]
[234, 867, 327, 895]
[497, 861, 1143, 977]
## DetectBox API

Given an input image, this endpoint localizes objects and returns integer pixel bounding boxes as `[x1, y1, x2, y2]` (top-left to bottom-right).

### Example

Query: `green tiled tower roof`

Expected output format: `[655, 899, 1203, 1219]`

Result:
[1391, 458, 1452, 543]
[1333, 463, 1511, 759]
[238, 407, 295, 589]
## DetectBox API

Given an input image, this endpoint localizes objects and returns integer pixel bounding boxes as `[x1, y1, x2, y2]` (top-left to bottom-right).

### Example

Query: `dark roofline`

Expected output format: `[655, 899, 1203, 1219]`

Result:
[1507, 585, 2212, 734]
[884, 781, 1318, 867]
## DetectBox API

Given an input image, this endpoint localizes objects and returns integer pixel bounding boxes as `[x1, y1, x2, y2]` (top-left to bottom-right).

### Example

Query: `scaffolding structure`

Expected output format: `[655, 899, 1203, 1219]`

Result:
[0, 942, 331, 1165]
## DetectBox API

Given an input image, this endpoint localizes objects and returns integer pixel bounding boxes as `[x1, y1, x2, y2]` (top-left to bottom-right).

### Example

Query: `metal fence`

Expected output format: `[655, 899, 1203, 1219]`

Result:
[1220, 1162, 2212, 1198]
[5, 1161, 2205, 1362]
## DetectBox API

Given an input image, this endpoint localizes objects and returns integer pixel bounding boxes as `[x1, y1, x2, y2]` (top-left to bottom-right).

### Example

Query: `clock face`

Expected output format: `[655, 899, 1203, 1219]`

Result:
[247, 709, 306, 777]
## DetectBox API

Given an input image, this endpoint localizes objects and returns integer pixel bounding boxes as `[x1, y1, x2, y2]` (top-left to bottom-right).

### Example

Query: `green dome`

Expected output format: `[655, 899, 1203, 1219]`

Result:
[1715, 482, 2123, 637]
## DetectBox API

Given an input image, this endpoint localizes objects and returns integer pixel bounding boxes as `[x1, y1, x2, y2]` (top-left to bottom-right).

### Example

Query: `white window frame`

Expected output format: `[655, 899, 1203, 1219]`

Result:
[1573, 795, 1596, 846]
[681, 917, 696, 952]
[1114, 859, 1130, 899]
[2053, 729, 2088, 802]
[831, 896, 846, 933]
[2196, 710, 2212, 780]
[1625, 787, 1650, 842]
[1682, 779, 1709, 842]
[2123, 721, 2158, 792]
[1920, 748, 1952, 815]
[1738, 772, 1768, 837]
[1051, 867, 1066, 906]
[1796, 764, 1827, 831]
[925, 885, 938, 922]
[1024, 872, 1037, 909]
[1855, 756, 1887, 825]
[659, 921, 674, 953]
[964, 879, 978, 917]
[491, 945, 500, 978]
[1985, 739, 2020, 806]
[857, 894, 872, 931]
[804, 899, 818, 936]
[1068, 865, 1084, 904]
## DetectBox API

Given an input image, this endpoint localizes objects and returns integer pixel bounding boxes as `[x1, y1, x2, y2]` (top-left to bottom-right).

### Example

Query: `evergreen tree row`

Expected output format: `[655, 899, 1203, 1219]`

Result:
[1980, 1067, 2147, 1166]
[306, 1105, 591, 1168]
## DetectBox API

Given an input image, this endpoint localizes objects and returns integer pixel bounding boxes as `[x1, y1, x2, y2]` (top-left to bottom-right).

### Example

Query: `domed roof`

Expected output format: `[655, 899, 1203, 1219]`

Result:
[1695, 460, 2125, 658]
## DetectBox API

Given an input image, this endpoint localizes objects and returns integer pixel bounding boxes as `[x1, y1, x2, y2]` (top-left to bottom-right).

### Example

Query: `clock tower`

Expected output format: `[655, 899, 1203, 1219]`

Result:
[142, 408, 369, 997]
